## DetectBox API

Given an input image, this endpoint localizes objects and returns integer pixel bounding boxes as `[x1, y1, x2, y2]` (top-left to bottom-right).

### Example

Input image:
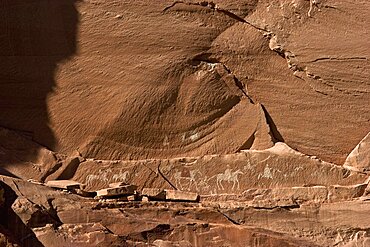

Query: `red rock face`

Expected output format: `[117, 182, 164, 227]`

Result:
[0, 0, 369, 163]
[0, 0, 369, 246]
[0, 0, 78, 151]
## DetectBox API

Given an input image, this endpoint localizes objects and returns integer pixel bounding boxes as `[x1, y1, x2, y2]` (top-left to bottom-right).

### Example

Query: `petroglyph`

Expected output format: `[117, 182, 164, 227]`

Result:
[181, 131, 200, 143]
[85, 168, 113, 186]
[243, 160, 253, 171]
[85, 168, 131, 186]
[308, 0, 320, 17]
[258, 164, 273, 180]
[206, 62, 217, 71]
[197, 175, 212, 193]
[163, 135, 170, 146]
[189, 133, 199, 142]
[172, 166, 247, 192]
[214, 168, 244, 190]
[256, 155, 272, 164]
[112, 169, 130, 183]
[172, 169, 203, 191]
[334, 230, 368, 247]
[173, 170, 184, 190]
[188, 170, 202, 190]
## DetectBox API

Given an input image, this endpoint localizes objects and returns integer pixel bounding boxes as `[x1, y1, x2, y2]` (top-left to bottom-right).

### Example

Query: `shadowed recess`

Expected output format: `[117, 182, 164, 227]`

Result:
[0, 0, 79, 162]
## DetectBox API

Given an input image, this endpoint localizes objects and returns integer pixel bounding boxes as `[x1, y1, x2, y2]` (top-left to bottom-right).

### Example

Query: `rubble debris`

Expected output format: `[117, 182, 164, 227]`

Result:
[45, 180, 82, 190]
[109, 182, 128, 188]
[126, 195, 137, 201]
[141, 188, 166, 200]
[140, 188, 199, 202]
[27, 179, 44, 185]
[141, 196, 150, 202]
[74, 189, 96, 198]
[96, 185, 137, 197]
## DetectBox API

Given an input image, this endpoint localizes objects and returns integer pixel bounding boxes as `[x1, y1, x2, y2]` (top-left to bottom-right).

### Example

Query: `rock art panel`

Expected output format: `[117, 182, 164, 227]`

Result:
[71, 143, 367, 194]
[1, 175, 369, 247]
[0, 1, 369, 246]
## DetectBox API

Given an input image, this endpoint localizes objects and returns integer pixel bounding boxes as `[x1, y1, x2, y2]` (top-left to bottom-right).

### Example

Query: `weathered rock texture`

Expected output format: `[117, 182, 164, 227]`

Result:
[1, 175, 370, 247]
[1, 0, 369, 163]
[0, 0, 369, 246]
[344, 132, 370, 173]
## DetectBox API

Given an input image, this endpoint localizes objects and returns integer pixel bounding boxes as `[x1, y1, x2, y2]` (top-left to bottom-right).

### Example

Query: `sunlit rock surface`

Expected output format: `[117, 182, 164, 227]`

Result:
[0, 0, 369, 246]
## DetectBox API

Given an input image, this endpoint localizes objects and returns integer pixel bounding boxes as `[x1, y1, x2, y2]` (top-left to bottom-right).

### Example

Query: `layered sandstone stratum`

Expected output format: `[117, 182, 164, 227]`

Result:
[0, 0, 369, 246]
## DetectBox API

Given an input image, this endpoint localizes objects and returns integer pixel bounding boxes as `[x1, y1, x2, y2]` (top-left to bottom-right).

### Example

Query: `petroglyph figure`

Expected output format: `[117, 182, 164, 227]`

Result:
[173, 170, 183, 190]
[163, 135, 170, 146]
[189, 132, 199, 142]
[198, 175, 211, 192]
[230, 170, 244, 190]
[216, 168, 244, 190]
[243, 160, 253, 170]
[112, 169, 130, 183]
[308, 0, 320, 17]
[173, 169, 202, 191]
[258, 164, 273, 179]
[187, 169, 202, 190]
[85, 168, 112, 186]
[334, 231, 344, 245]
[349, 231, 366, 245]
[181, 130, 201, 143]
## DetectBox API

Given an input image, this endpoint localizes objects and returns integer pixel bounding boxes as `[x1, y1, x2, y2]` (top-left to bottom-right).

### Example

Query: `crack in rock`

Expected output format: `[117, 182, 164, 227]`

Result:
[221, 64, 255, 104]
[308, 57, 368, 63]
[163, 1, 269, 32]
[267, 33, 367, 96]
[190, 53, 255, 103]
[157, 161, 178, 190]
[216, 208, 241, 225]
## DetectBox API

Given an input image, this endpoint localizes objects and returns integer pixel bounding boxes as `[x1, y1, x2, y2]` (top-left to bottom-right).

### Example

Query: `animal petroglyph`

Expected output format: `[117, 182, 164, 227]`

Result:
[85, 168, 130, 186]
[188, 170, 202, 190]
[173, 169, 203, 191]
[85, 168, 112, 186]
[257, 164, 283, 180]
[334, 230, 367, 247]
[173, 170, 184, 190]
[215, 168, 244, 190]
[197, 175, 211, 192]
[112, 169, 130, 183]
